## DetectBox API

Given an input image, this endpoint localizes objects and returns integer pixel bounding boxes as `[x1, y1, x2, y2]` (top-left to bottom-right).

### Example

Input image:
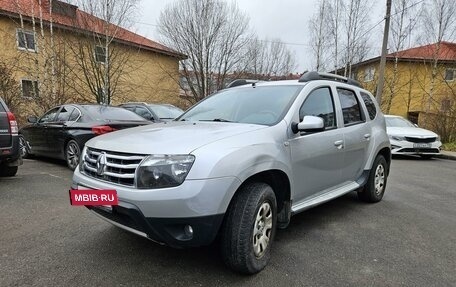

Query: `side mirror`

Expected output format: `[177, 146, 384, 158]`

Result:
[292, 116, 325, 134]
[27, 116, 38, 123]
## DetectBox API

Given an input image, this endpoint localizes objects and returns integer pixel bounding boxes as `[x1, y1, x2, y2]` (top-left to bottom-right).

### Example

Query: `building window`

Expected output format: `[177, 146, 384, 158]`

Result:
[364, 67, 375, 82]
[21, 80, 39, 98]
[16, 29, 36, 52]
[445, 69, 455, 82]
[441, 97, 452, 112]
[95, 46, 106, 63]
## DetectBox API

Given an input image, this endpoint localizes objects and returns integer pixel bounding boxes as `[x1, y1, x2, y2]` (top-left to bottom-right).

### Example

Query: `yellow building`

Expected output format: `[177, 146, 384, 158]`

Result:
[345, 42, 456, 141]
[0, 0, 186, 123]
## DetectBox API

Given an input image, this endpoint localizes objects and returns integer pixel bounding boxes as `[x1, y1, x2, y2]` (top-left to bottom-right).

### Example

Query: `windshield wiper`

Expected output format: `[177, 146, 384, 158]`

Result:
[199, 118, 235, 123]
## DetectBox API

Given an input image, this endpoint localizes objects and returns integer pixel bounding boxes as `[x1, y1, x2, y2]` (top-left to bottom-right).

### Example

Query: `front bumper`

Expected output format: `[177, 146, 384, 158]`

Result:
[390, 139, 442, 155]
[72, 168, 241, 247]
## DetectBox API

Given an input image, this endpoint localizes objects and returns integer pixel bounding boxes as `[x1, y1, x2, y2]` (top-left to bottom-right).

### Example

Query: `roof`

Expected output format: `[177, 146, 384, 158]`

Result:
[0, 0, 186, 59]
[387, 41, 456, 61]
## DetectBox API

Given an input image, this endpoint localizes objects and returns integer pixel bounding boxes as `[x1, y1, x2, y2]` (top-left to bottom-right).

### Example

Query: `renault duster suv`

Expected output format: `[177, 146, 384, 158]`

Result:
[71, 72, 391, 274]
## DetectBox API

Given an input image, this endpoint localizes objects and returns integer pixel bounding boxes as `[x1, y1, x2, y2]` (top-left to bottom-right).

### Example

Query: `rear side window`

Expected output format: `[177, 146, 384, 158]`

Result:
[360, 92, 377, 120]
[56, 106, 76, 122]
[83, 106, 145, 121]
[299, 87, 336, 129]
[337, 88, 363, 126]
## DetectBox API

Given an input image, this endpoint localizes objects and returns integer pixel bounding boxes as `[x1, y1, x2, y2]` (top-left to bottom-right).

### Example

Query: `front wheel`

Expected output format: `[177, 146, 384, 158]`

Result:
[220, 182, 277, 274]
[65, 140, 81, 171]
[358, 155, 388, 203]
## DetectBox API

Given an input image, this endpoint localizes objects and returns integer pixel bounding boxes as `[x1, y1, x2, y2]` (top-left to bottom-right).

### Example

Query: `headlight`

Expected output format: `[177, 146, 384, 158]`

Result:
[136, 155, 195, 189]
[389, 135, 405, 141]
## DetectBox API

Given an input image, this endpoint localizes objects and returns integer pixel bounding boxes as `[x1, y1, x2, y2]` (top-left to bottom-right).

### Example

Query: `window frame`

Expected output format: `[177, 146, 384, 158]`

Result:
[94, 45, 107, 63]
[363, 66, 375, 82]
[444, 68, 455, 82]
[21, 79, 39, 98]
[16, 29, 37, 52]
[336, 87, 366, 127]
[298, 86, 338, 132]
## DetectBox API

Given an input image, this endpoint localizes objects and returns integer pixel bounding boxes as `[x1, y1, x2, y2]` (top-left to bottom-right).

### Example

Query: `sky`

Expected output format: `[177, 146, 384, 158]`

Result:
[132, 0, 385, 73]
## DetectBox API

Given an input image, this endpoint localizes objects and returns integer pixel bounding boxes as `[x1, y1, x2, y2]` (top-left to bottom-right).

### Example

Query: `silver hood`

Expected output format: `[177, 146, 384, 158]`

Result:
[85, 121, 266, 154]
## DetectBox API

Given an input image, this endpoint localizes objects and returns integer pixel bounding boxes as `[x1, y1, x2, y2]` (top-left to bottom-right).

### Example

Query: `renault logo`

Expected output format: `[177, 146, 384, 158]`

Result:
[96, 152, 107, 176]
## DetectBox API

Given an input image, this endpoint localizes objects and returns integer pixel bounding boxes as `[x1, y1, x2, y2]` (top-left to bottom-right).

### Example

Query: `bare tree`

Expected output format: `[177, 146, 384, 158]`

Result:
[69, 0, 140, 104]
[383, 0, 423, 113]
[243, 38, 297, 79]
[0, 63, 22, 115]
[158, 0, 251, 103]
[309, 0, 330, 71]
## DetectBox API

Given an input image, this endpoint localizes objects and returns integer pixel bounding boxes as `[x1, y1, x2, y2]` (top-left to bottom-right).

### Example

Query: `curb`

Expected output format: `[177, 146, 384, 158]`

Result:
[436, 152, 456, 161]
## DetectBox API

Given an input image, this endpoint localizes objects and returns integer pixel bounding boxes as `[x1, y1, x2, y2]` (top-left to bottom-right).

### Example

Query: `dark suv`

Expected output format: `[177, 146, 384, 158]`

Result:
[0, 98, 22, 177]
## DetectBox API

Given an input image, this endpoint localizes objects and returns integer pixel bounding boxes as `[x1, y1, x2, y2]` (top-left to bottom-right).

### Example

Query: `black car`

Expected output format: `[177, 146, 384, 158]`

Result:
[0, 97, 22, 177]
[19, 104, 150, 170]
[120, 102, 183, 122]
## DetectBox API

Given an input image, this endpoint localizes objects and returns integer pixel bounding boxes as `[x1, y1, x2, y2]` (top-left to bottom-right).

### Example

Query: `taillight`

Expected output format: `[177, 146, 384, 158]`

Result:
[7, 112, 18, 135]
[91, 125, 117, 135]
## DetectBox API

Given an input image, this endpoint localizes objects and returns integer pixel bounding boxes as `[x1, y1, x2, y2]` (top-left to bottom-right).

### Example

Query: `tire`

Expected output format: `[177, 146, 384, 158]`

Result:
[19, 135, 32, 158]
[0, 166, 18, 177]
[65, 140, 81, 171]
[220, 182, 277, 274]
[358, 155, 388, 203]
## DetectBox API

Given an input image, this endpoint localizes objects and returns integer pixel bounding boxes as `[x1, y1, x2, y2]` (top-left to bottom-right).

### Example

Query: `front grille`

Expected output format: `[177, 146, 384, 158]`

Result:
[405, 136, 436, 143]
[81, 147, 147, 186]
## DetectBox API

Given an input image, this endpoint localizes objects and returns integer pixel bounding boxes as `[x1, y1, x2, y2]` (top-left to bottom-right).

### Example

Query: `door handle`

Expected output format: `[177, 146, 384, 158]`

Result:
[334, 140, 344, 149]
[364, 133, 371, 140]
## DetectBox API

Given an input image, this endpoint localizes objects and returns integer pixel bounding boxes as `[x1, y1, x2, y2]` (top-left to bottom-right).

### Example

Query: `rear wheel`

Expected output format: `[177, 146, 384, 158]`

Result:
[220, 182, 277, 274]
[19, 135, 32, 158]
[0, 166, 18, 177]
[358, 155, 388, 203]
[65, 140, 80, 171]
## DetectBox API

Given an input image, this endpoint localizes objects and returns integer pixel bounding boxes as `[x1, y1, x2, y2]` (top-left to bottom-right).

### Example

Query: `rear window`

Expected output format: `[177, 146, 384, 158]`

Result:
[148, 105, 183, 119]
[82, 106, 146, 121]
[360, 92, 377, 120]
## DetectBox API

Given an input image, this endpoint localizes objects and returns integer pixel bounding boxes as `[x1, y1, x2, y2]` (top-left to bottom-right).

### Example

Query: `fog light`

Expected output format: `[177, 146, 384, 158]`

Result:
[184, 225, 193, 237]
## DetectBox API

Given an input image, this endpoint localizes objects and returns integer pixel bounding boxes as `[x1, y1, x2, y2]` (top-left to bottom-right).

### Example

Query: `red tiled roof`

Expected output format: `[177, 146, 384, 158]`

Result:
[0, 0, 185, 59]
[387, 41, 456, 61]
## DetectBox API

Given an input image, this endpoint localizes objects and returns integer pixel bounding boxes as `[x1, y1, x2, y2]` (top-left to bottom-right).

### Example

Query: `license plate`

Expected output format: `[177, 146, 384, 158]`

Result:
[413, 143, 431, 148]
[69, 187, 118, 207]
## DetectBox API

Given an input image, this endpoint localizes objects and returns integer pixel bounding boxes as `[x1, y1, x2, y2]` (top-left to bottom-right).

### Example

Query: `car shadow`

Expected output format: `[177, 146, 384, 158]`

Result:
[78, 192, 364, 281]
[392, 154, 435, 161]
[26, 155, 68, 168]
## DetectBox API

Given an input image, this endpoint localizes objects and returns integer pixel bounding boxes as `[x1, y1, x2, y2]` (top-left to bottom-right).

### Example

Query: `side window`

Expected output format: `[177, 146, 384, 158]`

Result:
[38, 107, 60, 123]
[337, 88, 364, 126]
[135, 106, 153, 120]
[68, 108, 81, 122]
[56, 106, 75, 122]
[299, 87, 336, 129]
[360, 92, 377, 120]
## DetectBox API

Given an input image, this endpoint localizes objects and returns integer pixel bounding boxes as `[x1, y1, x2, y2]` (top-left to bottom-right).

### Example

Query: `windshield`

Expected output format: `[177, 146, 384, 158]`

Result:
[385, 117, 415, 128]
[82, 105, 146, 121]
[148, 105, 183, 119]
[178, 85, 302, 125]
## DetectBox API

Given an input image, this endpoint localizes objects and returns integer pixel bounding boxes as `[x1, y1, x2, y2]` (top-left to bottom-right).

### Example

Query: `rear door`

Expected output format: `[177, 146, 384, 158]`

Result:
[0, 100, 11, 149]
[335, 87, 371, 182]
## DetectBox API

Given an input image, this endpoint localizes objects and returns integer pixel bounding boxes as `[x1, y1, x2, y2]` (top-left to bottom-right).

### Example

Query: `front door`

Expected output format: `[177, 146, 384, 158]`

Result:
[289, 87, 345, 204]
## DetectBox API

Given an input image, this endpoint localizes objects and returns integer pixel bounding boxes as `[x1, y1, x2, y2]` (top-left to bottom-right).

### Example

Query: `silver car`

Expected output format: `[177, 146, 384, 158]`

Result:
[71, 72, 391, 274]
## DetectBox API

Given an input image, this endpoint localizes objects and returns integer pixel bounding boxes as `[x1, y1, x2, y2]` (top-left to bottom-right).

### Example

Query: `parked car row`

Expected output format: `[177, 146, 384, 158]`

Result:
[18, 103, 183, 170]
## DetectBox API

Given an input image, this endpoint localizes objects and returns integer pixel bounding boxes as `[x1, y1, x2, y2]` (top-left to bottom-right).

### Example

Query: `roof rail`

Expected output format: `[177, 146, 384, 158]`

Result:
[298, 71, 362, 88]
[226, 79, 262, 88]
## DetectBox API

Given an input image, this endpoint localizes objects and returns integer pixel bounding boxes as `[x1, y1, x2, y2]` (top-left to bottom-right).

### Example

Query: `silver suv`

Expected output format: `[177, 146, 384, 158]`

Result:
[71, 72, 391, 274]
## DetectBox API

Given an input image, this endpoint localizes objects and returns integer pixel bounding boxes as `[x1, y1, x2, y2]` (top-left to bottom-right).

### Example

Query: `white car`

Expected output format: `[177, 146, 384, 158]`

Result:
[385, 115, 442, 158]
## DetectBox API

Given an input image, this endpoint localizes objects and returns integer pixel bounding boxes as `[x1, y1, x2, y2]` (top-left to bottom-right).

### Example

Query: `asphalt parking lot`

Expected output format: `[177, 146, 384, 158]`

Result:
[1, 156, 455, 286]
